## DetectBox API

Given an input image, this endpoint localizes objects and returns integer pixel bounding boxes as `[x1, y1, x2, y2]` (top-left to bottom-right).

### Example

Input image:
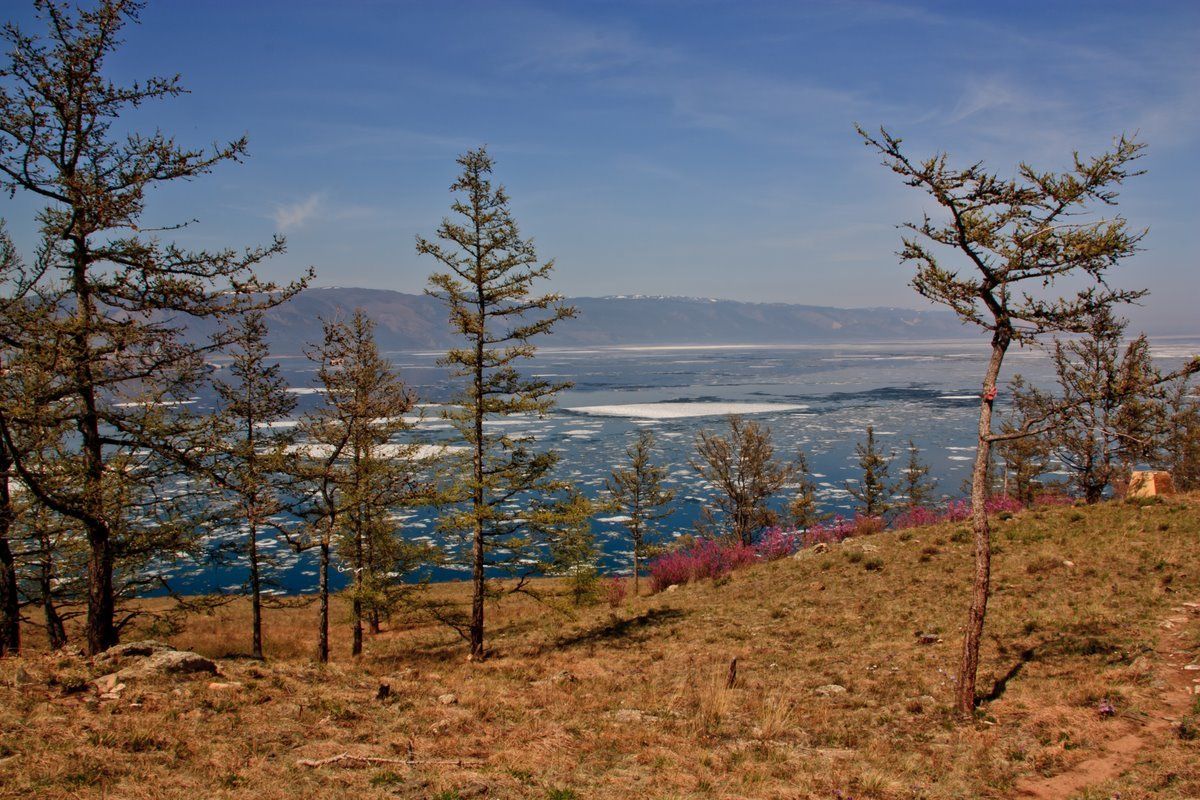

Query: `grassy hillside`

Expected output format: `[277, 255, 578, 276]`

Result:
[2, 497, 1199, 799]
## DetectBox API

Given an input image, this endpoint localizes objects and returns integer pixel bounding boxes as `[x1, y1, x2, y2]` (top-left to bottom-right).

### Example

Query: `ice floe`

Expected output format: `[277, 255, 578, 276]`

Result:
[568, 401, 807, 419]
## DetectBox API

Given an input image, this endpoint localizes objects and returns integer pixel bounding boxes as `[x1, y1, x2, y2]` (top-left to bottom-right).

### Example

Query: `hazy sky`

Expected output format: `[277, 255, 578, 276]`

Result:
[4, 1, 1198, 330]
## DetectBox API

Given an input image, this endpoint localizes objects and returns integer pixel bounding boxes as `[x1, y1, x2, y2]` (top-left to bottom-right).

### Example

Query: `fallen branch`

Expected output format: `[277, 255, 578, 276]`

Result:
[294, 752, 482, 769]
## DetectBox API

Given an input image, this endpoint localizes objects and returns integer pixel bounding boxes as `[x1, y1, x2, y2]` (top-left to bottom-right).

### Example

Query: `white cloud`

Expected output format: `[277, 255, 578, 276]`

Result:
[272, 193, 322, 231]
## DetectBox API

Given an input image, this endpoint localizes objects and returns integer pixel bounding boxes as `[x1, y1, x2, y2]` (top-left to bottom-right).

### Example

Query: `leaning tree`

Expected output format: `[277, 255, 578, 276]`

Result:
[858, 126, 1150, 716]
[0, 0, 306, 654]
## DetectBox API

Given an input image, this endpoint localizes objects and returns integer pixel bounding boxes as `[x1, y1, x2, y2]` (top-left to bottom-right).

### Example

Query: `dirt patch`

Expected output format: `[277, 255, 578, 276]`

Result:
[1017, 599, 1200, 799]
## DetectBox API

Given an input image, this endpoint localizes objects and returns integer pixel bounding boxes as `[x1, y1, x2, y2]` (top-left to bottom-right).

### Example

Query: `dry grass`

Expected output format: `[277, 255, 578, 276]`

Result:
[2, 495, 1199, 798]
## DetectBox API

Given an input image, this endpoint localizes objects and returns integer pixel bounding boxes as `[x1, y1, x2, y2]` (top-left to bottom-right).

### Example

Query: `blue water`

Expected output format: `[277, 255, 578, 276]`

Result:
[162, 337, 1200, 594]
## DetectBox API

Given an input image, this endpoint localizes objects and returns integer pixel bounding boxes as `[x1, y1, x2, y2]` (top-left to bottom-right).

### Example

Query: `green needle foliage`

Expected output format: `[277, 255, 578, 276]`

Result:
[606, 430, 676, 596]
[900, 440, 936, 510]
[845, 426, 896, 518]
[290, 310, 430, 662]
[417, 147, 580, 660]
[692, 415, 795, 546]
[0, 0, 307, 655]
[209, 311, 297, 659]
[788, 450, 828, 531]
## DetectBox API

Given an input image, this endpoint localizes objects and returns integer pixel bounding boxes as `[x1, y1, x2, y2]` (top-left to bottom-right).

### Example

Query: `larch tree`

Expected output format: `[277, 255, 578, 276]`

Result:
[900, 440, 936, 509]
[845, 426, 895, 518]
[996, 376, 1053, 504]
[859, 126, 1152, 715]
[0, 0, 306, 655]
[691, 415, 795, 546]
[1162, 379, 1200, 490]
[788, 450, 827, 531]
[417, 146, 579, 660]
[606, 429, 675, 596]
[209, 311, 296, 659]
[290, 310, 427, 661]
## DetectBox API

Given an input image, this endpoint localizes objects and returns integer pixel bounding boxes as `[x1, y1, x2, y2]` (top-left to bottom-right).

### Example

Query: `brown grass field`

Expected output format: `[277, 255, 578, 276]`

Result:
[2, 496, 1199, 799]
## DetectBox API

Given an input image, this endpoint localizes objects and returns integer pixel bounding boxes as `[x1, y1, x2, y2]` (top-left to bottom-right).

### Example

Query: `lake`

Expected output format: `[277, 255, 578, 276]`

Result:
[164, 337, 1200, 594]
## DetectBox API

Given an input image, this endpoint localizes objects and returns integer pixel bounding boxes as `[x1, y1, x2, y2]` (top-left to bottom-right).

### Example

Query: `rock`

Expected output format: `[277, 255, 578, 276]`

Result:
[94, 673, 121, 693]
[12, 666, 30, 687]
[1062, 560, 1075, 568]
[612, 709, 645, 722]
[93, 640, 175, 668]
[915, 633, 941, 645]
[116, 649, 217, 680]
[1127, 470, 1176, 498]
[858, 543, 879, 553]
[815, 684, 847, 697]
[206, 681, 243, 691]
[664, 584, 679, 593]
[437, 693, 458, 705]
[458, 783, 489, 798]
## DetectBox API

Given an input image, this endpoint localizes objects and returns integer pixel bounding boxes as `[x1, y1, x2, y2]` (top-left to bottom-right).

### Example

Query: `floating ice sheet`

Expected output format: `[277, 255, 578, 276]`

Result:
[568, 401, 807, 419]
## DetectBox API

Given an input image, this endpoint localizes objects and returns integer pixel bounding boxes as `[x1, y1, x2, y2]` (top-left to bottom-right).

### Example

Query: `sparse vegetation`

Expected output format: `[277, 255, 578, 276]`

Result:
[2, 495, 1197, 799]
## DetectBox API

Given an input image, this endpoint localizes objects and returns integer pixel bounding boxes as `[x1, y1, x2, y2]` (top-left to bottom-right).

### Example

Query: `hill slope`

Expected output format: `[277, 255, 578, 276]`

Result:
[199, 288, 969, 353]
[2, 497, 1199, 799]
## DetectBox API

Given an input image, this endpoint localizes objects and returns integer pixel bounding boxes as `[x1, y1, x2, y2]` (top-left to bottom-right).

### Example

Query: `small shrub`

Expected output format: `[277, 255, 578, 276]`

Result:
[604, 576, 627, 608]
[863, 556, 884, 571]
[546, 789, 580, 800]
[845, 550, 864, 564]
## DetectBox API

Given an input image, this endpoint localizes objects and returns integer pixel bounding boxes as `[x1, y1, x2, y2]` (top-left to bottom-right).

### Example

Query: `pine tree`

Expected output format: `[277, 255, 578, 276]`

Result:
[418, 147, 579, 660]
[606, 430, 675, 596]
[209, 312, 296, 659]
[788, 450, 827, 531]
[290, 310, 427, 661]
[692, 415, 795, 545]
[845, 426, 895, 518]
[860, 126, 1156, 715]
[0, 0, 307, 655]
[900, 440, 936, 509]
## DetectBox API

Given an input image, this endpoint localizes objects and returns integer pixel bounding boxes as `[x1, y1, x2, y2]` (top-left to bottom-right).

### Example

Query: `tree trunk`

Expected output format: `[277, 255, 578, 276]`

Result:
[40, 567, 66, 651]
[85, 520, 116, 655]
[0, 535, 17, 657]
[0, 461, 16, 656]
[469, 282, 487, 661]
[351, 529, 363, 658]
[955, 332, 1009, 716]
[317, 541, 330, 663]
[632, 548, 639, 597]
[249, 518, 263, 659]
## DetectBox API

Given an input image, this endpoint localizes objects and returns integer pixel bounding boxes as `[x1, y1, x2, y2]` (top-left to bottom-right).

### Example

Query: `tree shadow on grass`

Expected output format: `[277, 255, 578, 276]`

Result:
[548, 607, 687, 652]
[979, 632, 1129, 705]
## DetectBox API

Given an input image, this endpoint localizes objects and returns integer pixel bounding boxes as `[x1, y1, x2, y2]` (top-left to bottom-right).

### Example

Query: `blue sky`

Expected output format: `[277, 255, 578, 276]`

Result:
[4, 1, 1199, 331]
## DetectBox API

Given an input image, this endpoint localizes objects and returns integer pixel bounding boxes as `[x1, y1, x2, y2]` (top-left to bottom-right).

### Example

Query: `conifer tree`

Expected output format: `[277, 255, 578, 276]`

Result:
[900, 440, 936, 509]
[788, 450, 827, 531]
[859, 126, 1159, 715]
[606, 430, 675, 595]
[1012, 313, 1177, 503]
[692, 415, 795, 545]
[845, 426, 895, 518]
[996, 376, 1052, 504]
[417, 147, 579, 659]
[210, 311, 296, 659]
[0, 0, 306, 654]
[1160, 379, 1199, 490]
[291, 310, 426, 661]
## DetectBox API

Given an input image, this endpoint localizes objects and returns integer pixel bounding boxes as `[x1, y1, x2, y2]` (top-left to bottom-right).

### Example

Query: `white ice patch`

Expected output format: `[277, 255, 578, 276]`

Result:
[569, 402, 807, 419]
[285, 443, 465, 460]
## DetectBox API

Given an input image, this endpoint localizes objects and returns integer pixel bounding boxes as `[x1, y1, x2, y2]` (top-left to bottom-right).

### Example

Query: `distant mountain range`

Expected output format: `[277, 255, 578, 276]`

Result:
[225, 287, 971, 354]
